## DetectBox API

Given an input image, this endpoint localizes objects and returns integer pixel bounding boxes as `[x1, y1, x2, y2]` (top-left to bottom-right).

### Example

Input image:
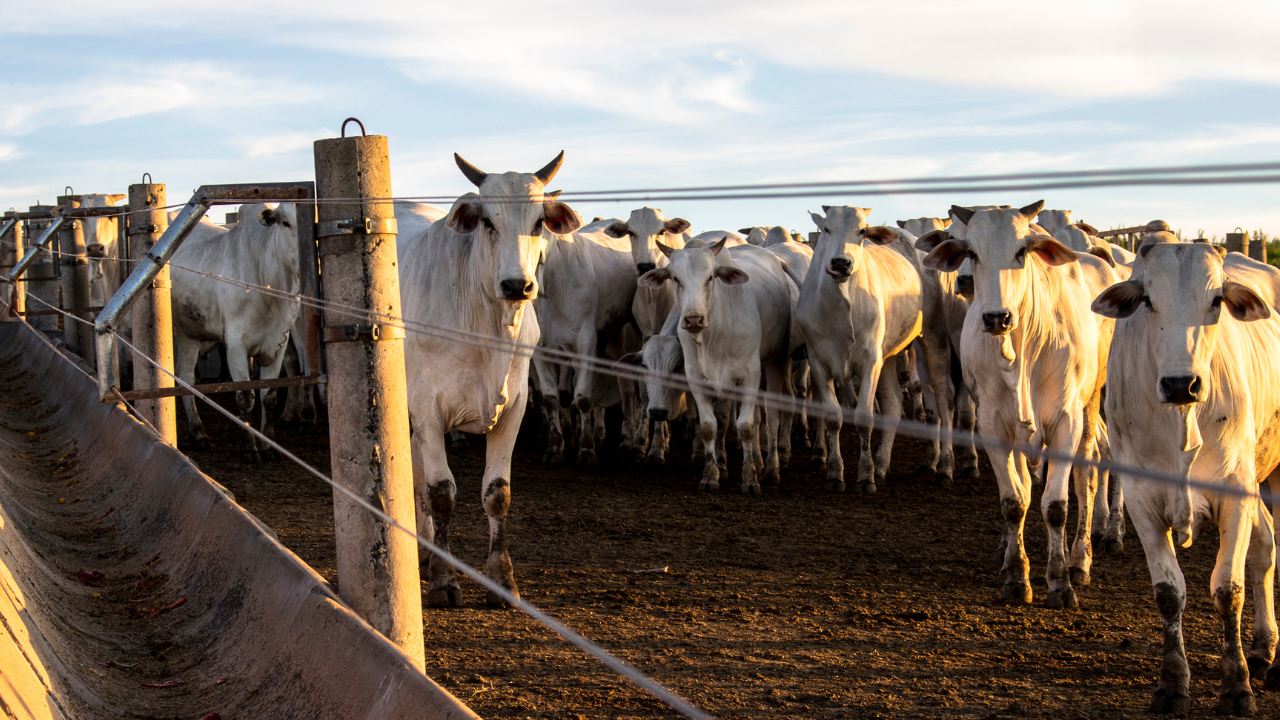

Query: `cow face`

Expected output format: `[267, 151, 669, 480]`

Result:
[636, 238, 748, 334]
[924, 201, 1076, 335]
[1035, 209, 1072, 238]
[448, 152, 581, 302]
[78, 193, 126, 306]
[621, 334, 688, 421]
[809, 206, 898, 286]
[1091, 239, 1270, 406]
[606, 207, 690, 276]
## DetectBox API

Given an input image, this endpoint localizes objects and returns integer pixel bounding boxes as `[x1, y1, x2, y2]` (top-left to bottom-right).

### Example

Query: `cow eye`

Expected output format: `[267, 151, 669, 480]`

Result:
[482, 217, 496, 232]
[1211, 295, 1223, 309]
[532, 218, 543, 235]
[1014, 248, 1027, 265]
[282, 220, 292, 229]
[1142, 296, 1154, 311]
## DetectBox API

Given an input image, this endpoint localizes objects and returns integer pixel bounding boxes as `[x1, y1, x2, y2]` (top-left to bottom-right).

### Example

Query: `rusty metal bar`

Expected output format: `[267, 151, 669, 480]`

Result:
[18, 305, 105, 316]
[7, 216, 67, 283]
[115, 373, 325, 401]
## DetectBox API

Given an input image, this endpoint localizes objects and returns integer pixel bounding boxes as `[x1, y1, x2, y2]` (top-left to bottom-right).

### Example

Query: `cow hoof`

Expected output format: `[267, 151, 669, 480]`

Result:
[577, 450, 597, 466]
[631, 447, 647, 463]
[1001, 582, 1032, 604]
[240, 451, 261, 464]
[1099, 536, 1125, 554]
[1069, 567, 1091, 588]
[425, 583, 463, 608]
[542, 449, 564, 464]
[1266, 664, 1280, 690]
[193, 437, 211, 452]
[1216, 689, 1255, 717]
[485, 586, 520, 609]
[855, 481, 877, 495]
[645, 453, 666, 466]
[798, 437, 811, 452]
[917, 460, 938, 475]
[1149, 688, 1191, 715]
[824, 480, 845, 492]
[763, 467, 780, 485]
[809, 456, 827, 471]
[937, 471, 954, 488]
[1247, 656, 1270, 685]
[778, 452, 791, 468]
[260, 447, 278, 462]
[1045, 587, 1078, 610]
[698, 480, 720, 492]
[740, 483, 761, 495]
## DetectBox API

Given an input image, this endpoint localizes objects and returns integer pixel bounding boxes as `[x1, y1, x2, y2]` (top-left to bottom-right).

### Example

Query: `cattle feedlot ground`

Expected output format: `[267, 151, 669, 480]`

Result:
[181, 396, 1278, 719]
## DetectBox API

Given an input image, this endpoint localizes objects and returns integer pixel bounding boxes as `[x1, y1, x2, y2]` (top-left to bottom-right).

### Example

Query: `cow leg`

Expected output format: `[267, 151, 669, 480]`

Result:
[1130, 501, 1191, 714]
[983, 406, 1033, 603]
[1211, 491, 1256, 716]
[900, 347, 924, 423]
[621, 378, 648, 461]
[852, 351, 886, 494]
[646, 419, 670, 464]
[480, 391, 525, 608]
[691, 392, 719, 491]
[572, 331, 598, 465]
[870, 367, 903, 488]
[533, 359, 564, 463]
[174, 335, 209, 450]
[1093, 420, 1126, 553]
[954, 374, 981, 479]
[223, 342, 261, 463]
[413, 420, 461, 607]
[1246, 495, 1277, 685]
[737, 388, 761, 495]
[279, 340, 303, 426]
[919, 333, 955, 485]
[794, 360, 812, 452]
[715, 400, 730, 475]
[763, 364, 790, 484]
[1043, 409, 1085, 609]
[810, 365, 842, 490]
[255, 345, 288, 461]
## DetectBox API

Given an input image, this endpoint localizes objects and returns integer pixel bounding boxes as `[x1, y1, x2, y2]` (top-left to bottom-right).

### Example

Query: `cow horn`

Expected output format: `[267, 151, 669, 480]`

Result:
[534, 151, 565, 184]
[454, 153, 488, 188]
[1019, 200, 1046, 219]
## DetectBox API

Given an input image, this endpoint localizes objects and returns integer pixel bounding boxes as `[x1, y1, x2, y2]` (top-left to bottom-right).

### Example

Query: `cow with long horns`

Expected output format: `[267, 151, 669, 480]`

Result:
[397, 152, 580, 607]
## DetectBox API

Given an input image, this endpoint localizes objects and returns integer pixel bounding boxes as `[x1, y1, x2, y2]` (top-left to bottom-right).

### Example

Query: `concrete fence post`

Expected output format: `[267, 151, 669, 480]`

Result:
[2, 211, 24, 317]
[313, 129, 424, 669]
[126, 182, 178, 444]
[26, 205, 58, 335]
[56, 194, 94, 365]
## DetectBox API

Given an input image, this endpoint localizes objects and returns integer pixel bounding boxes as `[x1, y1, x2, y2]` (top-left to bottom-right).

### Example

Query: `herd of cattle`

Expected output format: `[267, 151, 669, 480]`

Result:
[64, 153, 1280, 714]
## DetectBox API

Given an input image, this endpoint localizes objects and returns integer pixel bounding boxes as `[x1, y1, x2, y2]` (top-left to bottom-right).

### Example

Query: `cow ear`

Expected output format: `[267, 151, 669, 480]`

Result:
[809, 211, 825, 229]
[1215, 245, 1228, 259]
[258, 207, 279, 226]
[1088, 245, 1116, 268]
[664, 218, 690, 234]
[655, 239, 676, 258]
[1076, 222, 1099, 236]
[106, 193, 126, 205]
[863, 226, 898, 245]
[923, 240, 971, 273]
[615, 352, 643, 367]
[738, 227, 752, 235]
[447, 194, 482, 234]
[949, 205, 975, 226]
[1026, 235, 1078, 266]
[637, 267, 671, 288]
[1223, 280, 1272, 322]
[821, 205, 831, 213]
[1019, 200, 1045, 219]
[544, 200, 581, 234]
[915, 229, 951, 253]
[896, 220, 906, 228]
[1091, 280, 1145, 319]
[604, 222, 630, 238]
[714, 266, 749, 285]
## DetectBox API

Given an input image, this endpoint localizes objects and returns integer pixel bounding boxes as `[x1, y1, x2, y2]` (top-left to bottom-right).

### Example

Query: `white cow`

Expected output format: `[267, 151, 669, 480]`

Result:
[921, 200, 1119, 608]
[169, 204, 300, 460]
[1035, 209, 1073, 239]
[638, 238, 799, 493]
[399, 152, 580, 607]
[532, 218, 640, 464]
[799, 207, 953, 492]
[80, 193, 127, 309]
[1092, 239, 1280, 715]
[605, 207, 692, 339]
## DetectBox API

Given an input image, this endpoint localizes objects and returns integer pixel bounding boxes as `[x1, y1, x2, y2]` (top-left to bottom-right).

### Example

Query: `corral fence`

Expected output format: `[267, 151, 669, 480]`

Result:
[5, 138, 1280, 719]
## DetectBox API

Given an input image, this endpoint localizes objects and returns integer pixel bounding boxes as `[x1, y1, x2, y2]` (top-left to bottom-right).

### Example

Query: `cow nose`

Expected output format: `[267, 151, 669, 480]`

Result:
[682, 313, 708, 333]
[499, 278, 534, 300]
[957, 274, 974, 297]
[636, 262, 656, 275]
[829, 257, 852, 274]
[981, 311, 1014, 335]
[648, 407, 669, 422]
[86, 243, 106, 258]
[1159, 375, 1204, 405]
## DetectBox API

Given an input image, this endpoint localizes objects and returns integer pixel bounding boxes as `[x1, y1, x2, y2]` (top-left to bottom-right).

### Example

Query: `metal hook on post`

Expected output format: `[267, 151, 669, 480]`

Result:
[341, 118, 367, 138]
[64, 186, 73, 196]
[141, 173, 152, 186]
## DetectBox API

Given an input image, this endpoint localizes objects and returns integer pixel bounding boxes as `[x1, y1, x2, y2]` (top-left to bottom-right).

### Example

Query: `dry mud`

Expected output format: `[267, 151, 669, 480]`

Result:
[182, 398, 1278, 719]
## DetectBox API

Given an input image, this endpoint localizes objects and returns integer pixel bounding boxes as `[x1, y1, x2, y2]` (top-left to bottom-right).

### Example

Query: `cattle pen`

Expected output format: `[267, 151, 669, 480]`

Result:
[1, 139, 1280, 719]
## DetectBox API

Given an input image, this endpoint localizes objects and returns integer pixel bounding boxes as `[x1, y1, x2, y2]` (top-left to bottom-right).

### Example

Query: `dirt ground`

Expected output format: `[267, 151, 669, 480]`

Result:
[178, 394, 1280, 720]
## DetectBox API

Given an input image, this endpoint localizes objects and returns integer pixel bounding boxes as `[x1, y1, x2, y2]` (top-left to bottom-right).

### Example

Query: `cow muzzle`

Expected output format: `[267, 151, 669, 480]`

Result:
[825, 256, 853, 282]
[499, 277, 535, 301]
[981, 311, 1014, 335]
[636, 262, 656, 275]
[86, 243, 106, 259]
[956, 273, 974, 298]
[1159, 375, 1204, 405]
[647, 407, 669, 422]
[682, 313, 708, 333]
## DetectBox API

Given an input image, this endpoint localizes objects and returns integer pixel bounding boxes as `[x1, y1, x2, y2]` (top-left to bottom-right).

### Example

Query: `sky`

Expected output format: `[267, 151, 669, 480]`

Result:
[3, 1, 1280, 237]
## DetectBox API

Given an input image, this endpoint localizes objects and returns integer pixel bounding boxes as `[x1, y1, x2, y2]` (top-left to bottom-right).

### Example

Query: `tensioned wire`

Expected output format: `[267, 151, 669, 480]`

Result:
[30, 292, 716, 720]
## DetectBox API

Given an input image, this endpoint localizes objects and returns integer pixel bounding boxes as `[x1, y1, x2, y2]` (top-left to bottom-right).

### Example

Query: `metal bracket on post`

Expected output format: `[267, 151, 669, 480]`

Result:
[322, 323, 406, 343]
